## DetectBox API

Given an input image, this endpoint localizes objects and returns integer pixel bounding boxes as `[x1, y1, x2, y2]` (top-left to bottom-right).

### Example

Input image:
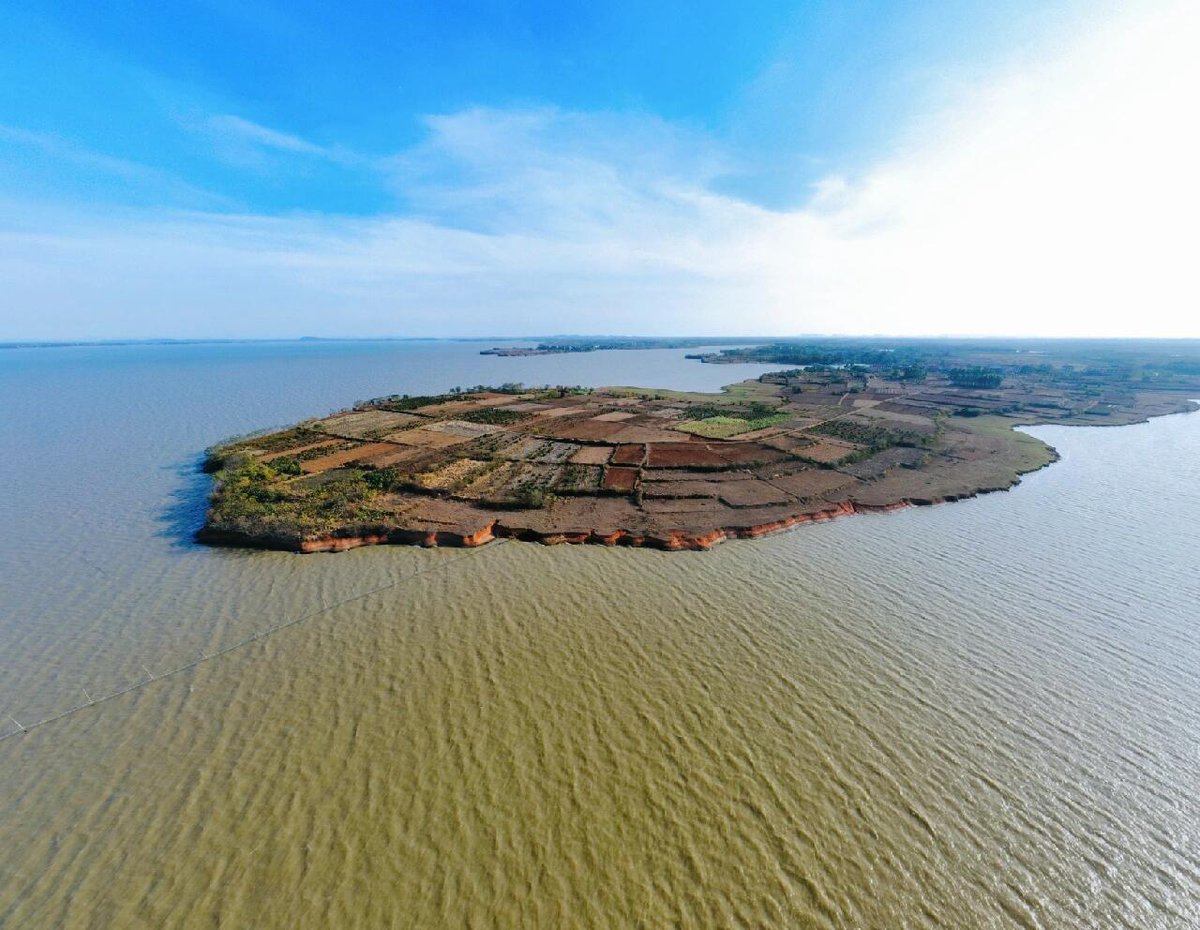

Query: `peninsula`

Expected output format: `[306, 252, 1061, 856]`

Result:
[199, 344, 1199, 552]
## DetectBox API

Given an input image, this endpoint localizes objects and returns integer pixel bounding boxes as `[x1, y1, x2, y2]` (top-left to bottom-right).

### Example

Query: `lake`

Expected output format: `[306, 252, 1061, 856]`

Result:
[1, 340, 1197, 928]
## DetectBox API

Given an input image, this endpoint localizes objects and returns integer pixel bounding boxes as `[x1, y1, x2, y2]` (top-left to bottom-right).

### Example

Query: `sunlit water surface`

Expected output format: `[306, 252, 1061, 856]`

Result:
[1, 341, 1198, 928]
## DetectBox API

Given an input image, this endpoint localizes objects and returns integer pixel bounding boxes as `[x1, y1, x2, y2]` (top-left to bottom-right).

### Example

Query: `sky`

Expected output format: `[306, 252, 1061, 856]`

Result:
[1, 0, 1197, 340]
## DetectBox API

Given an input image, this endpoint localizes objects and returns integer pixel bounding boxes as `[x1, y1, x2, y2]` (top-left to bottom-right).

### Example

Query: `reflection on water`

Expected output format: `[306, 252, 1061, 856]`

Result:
[1, 342, 1198, 928]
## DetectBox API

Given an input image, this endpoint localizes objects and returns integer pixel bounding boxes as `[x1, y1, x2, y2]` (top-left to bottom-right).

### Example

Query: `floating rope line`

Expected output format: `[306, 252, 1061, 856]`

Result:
[0, 540, 510, 744]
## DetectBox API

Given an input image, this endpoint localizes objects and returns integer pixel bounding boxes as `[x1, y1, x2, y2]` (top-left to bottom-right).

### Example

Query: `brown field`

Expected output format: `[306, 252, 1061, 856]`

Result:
[761, 433, 816, 452]
[641, 498, 724, 514]
[717, 480, 793, 508]
[385, 428, 472, 449]
[411, 394, 515, 417]
[645, 442, 785, 468]
[569, 445, 613, 465]
[539, 418, 629, 442]
[712, 443, 788, 465]
[643, 480, 721, 499]
[610, 444, 646, 466]
[645, 443, 729, 468]
[262, 439, 339, 462]
[316, 409, 423, 438]
[769, 470, 856, 498]
[300, 442, 402, 473]
[642, 468, 754, 482]
[223, 427, 323, 456]
[358, 446, 426, 468]
[601, 466, 639, 492]
[607, 426, 691, 443]
[733, 426, 789, 441]
[423, 420, 506, 438]
[793, 440, 858, 463]
[592, 410, 637, 422]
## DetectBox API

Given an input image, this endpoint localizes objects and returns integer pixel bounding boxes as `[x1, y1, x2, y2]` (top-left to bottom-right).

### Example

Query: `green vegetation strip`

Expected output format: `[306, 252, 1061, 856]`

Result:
[676, 414, 790, 439]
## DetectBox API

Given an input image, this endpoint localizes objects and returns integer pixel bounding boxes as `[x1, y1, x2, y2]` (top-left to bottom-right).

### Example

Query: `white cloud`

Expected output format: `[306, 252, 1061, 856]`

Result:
[205, 114, 331, 156]
[784, 0, 1200, 336]
[2, 0, 1197, 339]
[196, 114, 362, 170]
[0, 124, 230, 207]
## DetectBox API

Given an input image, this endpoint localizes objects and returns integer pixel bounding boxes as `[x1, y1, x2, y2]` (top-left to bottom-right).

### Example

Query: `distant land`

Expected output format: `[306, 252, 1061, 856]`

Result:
[198, 338, 1200, 552]
[0, 335, 763, 351]
[8, 334, 1200, 354]
[480, 336, 1200, 359]
[479, 337, 766, 355]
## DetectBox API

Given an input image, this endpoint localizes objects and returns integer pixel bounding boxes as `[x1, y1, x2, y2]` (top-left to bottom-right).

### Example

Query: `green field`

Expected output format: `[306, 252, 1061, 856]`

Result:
[675, 413, 790, 439]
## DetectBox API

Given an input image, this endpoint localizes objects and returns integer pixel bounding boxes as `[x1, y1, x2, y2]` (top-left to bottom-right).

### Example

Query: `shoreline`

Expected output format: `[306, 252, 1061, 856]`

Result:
[197, 362, 1196, 555]
[196, 442, 1063, 553]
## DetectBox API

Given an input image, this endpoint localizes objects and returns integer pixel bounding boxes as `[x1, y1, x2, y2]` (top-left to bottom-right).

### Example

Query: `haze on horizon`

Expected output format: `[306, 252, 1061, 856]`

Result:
[1, 0, 1197, 342]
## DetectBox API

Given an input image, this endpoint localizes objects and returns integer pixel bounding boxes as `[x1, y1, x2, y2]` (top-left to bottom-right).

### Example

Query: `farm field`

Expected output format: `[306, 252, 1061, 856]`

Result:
[200, 350, 1200, 552]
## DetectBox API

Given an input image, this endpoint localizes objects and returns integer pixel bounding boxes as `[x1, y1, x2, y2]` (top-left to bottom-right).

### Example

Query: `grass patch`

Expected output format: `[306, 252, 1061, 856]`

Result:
[811, 419, 926, 449]
[206, 462, 391, 539]
[675, 413, 790, 439]
[957, 416, 1058, 473]
[603, 379, 782, 406]
[459, 407, 527, 425]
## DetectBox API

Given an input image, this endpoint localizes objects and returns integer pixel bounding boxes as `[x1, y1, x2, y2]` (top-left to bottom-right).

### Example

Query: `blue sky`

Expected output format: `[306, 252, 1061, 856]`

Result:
[1, 0, 1196, 339]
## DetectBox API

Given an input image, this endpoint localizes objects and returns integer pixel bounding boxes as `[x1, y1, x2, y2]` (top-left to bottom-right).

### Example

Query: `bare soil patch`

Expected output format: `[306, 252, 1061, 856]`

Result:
[645, 443, 728, 468]
[770, 470, 856, 498]
[601, 467, 639, 492]
[424, 420, 506, 438]
[717, 480, 793, 508]
[643, 480, 721, 499]
[386, 428, 472, 449]
[592, 411, 637, 422]
[300, 442, 401, 473]
[570, 445, 613, 465]
[262, 439, 339, 462]
[793, 440, 858, 463]
[838, 447, 927, 480]
[316, 409, 422, 438]
[359, 446, 427, 468]
[610, 444, 646, 466]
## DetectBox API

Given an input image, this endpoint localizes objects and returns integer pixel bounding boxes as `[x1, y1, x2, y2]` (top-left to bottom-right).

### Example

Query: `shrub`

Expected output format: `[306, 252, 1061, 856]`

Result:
[947, 367, 1003, 389]
[272, 456, 302, 476]
[460, 408, 526, 425]
[514, 485, 547, 508]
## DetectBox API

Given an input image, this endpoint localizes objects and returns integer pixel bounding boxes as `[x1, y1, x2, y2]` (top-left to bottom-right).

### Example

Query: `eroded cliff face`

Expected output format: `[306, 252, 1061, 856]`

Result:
[202, 482, 1046, 554]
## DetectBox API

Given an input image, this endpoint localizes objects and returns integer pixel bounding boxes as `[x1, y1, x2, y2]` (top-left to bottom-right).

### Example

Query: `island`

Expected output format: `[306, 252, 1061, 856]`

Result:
[199, 343, 1200, 552]
[478, 337, 763, 356]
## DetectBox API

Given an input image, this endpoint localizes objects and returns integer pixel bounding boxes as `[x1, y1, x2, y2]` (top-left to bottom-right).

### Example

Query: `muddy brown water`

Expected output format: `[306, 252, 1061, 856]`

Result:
[1, 341, 1198, 928]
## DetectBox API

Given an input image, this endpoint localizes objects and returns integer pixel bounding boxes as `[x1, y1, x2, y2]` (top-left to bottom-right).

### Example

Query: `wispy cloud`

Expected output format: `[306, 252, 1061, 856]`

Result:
[205, 114, 332, 157]
[0, 124, 230, 207]
[195, 114, 363, 172]
[1, 0, 1197, 340]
